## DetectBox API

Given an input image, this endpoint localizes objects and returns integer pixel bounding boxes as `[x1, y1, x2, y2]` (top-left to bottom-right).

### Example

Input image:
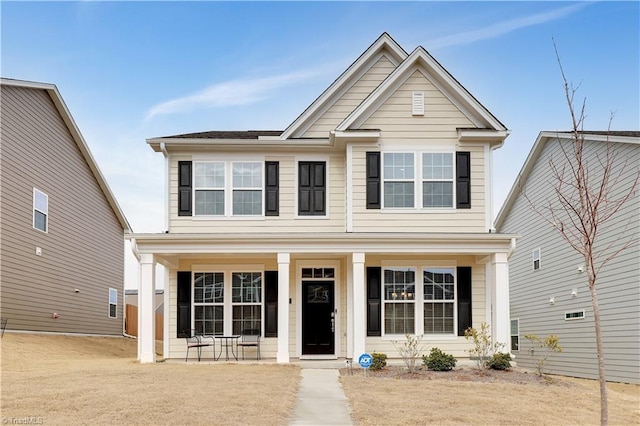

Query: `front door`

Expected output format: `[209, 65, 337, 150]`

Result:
[302, 280, 335, 355]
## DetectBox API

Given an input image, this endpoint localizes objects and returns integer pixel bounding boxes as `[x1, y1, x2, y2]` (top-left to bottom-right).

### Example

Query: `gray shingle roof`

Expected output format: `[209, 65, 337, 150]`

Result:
[556, 131, 640, 137]
[161, 130, 283, 139]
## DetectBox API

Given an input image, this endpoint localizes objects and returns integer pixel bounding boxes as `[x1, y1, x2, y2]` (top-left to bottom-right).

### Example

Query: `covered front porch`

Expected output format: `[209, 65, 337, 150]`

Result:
[129, 233, 516, 364]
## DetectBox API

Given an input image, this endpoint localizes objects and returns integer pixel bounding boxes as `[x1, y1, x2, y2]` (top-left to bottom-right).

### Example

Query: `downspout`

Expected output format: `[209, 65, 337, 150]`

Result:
[488, 132, 510, 232]
[160, 142, 169, 232]
[123, 237, 140, 339]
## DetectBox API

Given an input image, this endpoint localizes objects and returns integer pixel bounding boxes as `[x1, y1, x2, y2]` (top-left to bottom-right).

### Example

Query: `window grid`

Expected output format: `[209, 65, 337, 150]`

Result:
[194, 272, 224, 335]
[422, 153, 454, 208]
[108, 288, 117, 319]
[383, 153, 415, 208]
[232, 162, 263, 215]
[383, 268, 416, 335]
[423, 268, 455, 334]
[33, 188, 48, 232]
[194, 162, 225, 216]
[232, 272, 262, 335]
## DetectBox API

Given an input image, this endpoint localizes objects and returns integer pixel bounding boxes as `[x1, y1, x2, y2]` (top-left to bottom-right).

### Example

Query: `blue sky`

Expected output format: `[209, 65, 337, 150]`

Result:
[2, 1, 639, 286]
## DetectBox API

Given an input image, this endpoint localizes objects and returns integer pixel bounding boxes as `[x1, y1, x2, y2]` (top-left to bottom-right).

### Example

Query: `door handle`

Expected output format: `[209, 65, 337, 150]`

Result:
[330, 318, 335, 333]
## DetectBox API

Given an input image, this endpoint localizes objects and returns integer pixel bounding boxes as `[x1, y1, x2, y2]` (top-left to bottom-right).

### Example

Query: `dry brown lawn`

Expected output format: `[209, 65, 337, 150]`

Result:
[341, 366, 640, 425]
[1, 333, 299, 425]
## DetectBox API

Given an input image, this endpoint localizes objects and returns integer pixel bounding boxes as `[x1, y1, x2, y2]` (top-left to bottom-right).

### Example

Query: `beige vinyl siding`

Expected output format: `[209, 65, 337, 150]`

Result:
[169, 154, 346, 233]
[302, 55, 397, 138]
[350, 69, 486, 232]
[0, 85, 124, 335]
[500, 138, 640, 384]
[352, 144, 486, 232]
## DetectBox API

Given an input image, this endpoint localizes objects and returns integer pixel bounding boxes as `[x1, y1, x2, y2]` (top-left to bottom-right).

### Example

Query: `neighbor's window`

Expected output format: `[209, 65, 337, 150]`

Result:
[383, 153, 415, 208]
[532, 248, 541, 270]
[108, 288, 117, 318]
[565, 310, 585, 321]
[232, 272, 262, 334]
[423, 268, 455, 334]
[194, 272, 224, 335]
[194, 162, 225, 216]
[33, 188, 48, 232]
[232, 162, 263, 215]
[422, 153, 454, 208]
[510, 318, 519, 351]
[383, 268, 415, 334]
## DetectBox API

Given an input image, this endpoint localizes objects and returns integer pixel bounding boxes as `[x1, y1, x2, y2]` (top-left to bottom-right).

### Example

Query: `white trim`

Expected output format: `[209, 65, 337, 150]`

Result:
[484, 144, 493, 231]
[295, 260, 341, 359]
[346, 144, 354, 232]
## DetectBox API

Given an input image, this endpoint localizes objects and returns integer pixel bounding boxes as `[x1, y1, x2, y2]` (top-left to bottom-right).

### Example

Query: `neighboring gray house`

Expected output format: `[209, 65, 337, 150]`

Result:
[0, 78, 131, 335]
[496, 131, 639, 384]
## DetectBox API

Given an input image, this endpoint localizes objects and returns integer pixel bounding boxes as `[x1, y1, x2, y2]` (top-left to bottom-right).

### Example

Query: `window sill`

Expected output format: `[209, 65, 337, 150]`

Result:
[380, 208, 456, 214]
[380, 334, 458, 341]
[191, 216, 266, 221]
[295, 215, 330, 220]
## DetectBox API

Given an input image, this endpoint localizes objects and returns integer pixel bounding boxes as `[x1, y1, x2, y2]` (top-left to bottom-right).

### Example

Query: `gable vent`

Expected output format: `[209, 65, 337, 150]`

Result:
[412, 91, 424, 115]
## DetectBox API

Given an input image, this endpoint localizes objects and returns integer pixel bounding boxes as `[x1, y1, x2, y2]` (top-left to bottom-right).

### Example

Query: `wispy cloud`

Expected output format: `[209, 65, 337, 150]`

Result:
[428, 3, 587, 49]
[145, 69, 321, 120]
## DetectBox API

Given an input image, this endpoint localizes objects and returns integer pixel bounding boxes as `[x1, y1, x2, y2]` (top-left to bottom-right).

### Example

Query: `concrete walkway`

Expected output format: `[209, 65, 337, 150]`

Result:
[290, 368, 353, 425]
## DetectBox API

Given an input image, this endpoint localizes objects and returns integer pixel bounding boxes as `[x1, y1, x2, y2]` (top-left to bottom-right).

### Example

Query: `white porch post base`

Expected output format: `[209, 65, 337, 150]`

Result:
[277, 253, 290, 363]
[493, 252, 510, 351]
[352, 252, 365, 362]
[138, 253, 156, 364]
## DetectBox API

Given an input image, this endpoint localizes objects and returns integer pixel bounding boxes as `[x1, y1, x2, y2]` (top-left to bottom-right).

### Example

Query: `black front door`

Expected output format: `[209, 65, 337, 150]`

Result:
[302, 280, 335, 355]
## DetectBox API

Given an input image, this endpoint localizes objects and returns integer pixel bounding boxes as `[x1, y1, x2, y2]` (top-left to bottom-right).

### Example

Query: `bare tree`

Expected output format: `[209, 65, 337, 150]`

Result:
[520, 40, 639, 426]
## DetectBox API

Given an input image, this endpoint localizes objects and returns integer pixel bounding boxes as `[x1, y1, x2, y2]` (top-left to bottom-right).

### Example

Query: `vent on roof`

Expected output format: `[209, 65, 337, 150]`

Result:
[412, 91, 424, 116]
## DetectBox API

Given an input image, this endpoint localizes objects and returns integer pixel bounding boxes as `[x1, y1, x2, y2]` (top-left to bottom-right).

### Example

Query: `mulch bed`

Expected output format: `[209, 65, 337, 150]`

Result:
[340, 365, 571, 386]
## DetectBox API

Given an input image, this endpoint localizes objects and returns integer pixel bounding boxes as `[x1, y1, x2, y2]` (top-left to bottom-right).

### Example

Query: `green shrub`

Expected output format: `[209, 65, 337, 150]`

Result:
[488, 352, 511, 370]
[422, 347, 457, 371]
[370, 352, 387, 371]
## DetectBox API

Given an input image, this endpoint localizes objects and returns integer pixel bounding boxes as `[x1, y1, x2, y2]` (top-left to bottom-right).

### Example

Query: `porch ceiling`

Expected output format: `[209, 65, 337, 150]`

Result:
[129, 232, 517, 258]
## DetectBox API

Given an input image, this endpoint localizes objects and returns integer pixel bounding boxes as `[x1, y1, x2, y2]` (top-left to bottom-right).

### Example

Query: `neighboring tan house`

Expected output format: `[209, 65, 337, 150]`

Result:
[495, 131, 639, 384]
[130, 33, 517, 363]
[0, 78, 131, 335]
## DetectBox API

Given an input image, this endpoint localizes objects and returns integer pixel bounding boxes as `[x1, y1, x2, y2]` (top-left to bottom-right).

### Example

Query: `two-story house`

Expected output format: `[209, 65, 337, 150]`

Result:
[1, 78, 131, 335]
[496, 131, 639, 384]
[130, 33, 516, 363]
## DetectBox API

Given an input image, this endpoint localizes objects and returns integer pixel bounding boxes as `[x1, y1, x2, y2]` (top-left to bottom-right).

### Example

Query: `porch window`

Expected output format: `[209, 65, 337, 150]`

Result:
[383, 268, 415, 334]
[194, 162, 225, 215]
[423, 268, 455, 334]
[194, 272, 224, 335]
[232, 272, 262, 334]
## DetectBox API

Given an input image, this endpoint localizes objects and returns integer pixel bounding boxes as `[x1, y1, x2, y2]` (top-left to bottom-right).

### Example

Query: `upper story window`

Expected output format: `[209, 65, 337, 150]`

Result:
[193, 161, 263, 217]
[532, 248, 541, 270]
[33, 188, 48, 232]
[422, 153, 454, 208]
[383, 153, 415, 208]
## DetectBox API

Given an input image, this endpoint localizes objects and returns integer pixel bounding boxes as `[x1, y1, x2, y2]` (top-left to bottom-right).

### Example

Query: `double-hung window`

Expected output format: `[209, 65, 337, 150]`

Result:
[194, 272, 224, 335]
[383, 268, 415, 334]
[108, 288, 117, 318]
[232, 162, 263, 215]
[194, 162, 225, 215]
[532, 248, 541, 270]
[423, 268, 455, 334]
[193, 161, 263, 216]
[33, 188, 48, 232]
[383, 153, 415, 208]
[232, 272, 262, 334]
[510, 319, 519, 351]
[422, 153, 454, 207]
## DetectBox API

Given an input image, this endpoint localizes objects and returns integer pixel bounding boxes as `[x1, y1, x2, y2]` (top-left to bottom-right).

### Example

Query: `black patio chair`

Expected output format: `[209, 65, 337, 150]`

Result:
[184, 329, 214, 362]
[237, 329, 261, 360]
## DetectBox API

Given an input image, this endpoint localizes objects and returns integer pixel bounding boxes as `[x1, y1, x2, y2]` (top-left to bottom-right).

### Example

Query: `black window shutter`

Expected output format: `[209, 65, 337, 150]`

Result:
[298, 162, 326, 215]
[456, 152, 471, 209]
[178, 161, 193, 216]
[264, 271, 278, 337]
[457, 266, 472, 336]
[265, 162, 279, 216]
[366, 152, 381, 209]
[367, 267, 382, 336]
[177, 271, 191, 338]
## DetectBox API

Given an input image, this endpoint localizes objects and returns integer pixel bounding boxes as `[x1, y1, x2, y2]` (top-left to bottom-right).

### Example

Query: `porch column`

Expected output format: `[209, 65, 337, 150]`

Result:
[352, 252, 365, 362]
[492, 252, 510, 351]
[138, 253, 156, 364]
[277, 253, 290, 363]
